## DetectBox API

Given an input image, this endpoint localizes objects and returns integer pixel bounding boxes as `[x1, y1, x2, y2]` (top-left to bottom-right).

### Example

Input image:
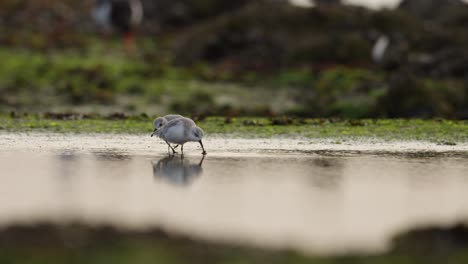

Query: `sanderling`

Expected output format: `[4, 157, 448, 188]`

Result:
[151, 114, 184, 151]
[152, 117, 206, 155]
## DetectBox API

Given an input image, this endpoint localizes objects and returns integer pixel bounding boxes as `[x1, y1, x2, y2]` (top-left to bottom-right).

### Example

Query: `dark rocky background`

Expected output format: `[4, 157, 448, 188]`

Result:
[0, 0, 467, 118]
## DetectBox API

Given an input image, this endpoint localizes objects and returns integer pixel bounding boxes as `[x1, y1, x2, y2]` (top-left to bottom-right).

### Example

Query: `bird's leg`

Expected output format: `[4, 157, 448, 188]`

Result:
[199, 140, 207, 155]
[168, 144, 179, 154]
[165, 140, 177, 154]
[181, 144, 184, 155]
[198, 154, 206, 166]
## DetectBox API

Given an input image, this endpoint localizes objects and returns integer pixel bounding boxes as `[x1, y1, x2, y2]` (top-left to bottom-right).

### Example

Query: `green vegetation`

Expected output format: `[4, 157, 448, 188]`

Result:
[0, 47, 303, 115]
[2, 1, 468, 118]
[1, 114, 467, 143]
[1, 47, 466, 118]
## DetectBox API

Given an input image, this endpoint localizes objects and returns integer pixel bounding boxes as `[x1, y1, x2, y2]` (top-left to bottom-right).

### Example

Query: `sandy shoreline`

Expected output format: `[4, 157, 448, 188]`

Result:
[1, 132, 467, 156]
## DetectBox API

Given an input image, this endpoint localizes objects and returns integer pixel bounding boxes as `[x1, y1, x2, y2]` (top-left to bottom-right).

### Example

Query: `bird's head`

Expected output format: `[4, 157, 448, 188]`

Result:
[153, 117, 168, 130]
[191, 127, 204, 141]
[151, 117, 167, 137]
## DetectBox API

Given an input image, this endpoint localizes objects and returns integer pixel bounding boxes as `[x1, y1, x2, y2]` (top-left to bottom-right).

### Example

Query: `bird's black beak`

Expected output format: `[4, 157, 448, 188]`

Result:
[150, 128, 157, 137]
[199, 140, 207, 155]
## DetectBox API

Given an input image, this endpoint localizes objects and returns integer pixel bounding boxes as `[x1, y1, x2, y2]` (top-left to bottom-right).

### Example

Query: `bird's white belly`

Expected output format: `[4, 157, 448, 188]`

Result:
[164, 125, 188, 144]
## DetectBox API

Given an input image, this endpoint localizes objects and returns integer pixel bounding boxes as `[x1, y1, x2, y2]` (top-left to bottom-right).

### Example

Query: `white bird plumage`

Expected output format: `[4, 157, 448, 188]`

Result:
[151, 116, 206, 155]
[152, 114, 184, 132]
[151, 114, 184, 152]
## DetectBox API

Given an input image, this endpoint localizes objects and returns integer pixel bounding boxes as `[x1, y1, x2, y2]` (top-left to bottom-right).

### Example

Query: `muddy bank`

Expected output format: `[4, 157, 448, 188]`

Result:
[1, 222, 468, 264]
[0, 222, 304, 263]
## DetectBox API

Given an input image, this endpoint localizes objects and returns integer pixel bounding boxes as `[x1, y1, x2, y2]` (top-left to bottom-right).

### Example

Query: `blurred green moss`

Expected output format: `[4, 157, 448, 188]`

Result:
[0, 114, 467, 143]
[0, 47, 467, 118]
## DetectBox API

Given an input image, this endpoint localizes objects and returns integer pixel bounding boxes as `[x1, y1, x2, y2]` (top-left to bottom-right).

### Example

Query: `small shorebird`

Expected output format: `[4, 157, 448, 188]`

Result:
[151, 114, 184, 152]
[151, 117, 207, 155]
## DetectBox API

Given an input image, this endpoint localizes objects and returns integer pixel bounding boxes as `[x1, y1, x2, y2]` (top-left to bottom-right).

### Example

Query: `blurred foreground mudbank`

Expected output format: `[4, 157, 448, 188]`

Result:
[1, 222, 468, 263]
[1, 0, 468, 118]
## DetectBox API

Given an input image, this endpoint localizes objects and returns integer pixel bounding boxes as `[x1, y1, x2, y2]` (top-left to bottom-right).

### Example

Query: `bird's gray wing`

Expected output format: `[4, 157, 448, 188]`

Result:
[164, 114, 184, 121]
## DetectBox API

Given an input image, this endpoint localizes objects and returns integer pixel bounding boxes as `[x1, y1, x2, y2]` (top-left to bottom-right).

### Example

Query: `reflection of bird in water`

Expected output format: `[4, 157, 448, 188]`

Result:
[152, 155, 205, 186]
[92, 0, 143, 52]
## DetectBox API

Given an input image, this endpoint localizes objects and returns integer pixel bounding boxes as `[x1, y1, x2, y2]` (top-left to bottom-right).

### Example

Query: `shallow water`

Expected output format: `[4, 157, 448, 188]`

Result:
[1, 133, 468, 254]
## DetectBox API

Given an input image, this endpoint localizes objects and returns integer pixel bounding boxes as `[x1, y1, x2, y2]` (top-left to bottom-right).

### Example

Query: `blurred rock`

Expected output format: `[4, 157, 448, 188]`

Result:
[173, 1, 374, 72]
[392, 224, 468, 255]
[398, 0, 465, 19]
[139, 0, 250, 32]
[314, 0, 342, 6]
[412, 49, 468, 78]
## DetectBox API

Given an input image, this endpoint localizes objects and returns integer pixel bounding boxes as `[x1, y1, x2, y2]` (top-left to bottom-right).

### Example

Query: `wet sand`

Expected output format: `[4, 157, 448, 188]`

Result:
[0, 132, 467, 255]
[1, 133, 467, 156]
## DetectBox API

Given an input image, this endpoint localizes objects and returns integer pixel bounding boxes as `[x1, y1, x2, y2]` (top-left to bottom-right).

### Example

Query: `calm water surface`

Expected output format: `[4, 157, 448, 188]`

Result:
[1, 151, 468, 254]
